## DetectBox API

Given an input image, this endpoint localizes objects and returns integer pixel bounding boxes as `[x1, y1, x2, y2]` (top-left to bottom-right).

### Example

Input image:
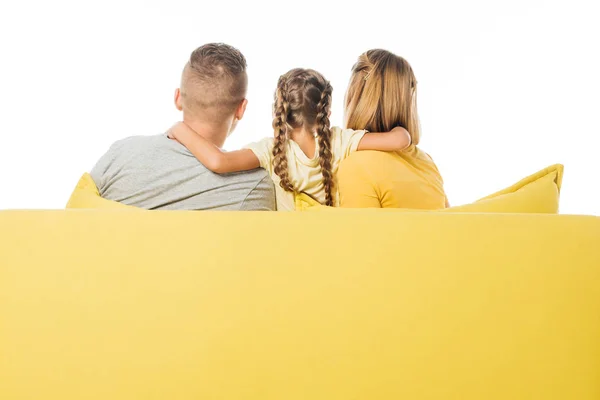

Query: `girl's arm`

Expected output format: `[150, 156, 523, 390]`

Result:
[168, 122, 259, 174]
[357, 126, 412, 151]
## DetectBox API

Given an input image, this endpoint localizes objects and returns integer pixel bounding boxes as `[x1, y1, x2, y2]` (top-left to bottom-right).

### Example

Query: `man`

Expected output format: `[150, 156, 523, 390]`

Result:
[90, 43, 275, 210]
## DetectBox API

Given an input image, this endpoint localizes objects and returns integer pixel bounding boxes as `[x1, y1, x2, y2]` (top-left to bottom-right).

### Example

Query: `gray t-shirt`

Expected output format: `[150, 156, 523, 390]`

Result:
[90, 134, 276, 211]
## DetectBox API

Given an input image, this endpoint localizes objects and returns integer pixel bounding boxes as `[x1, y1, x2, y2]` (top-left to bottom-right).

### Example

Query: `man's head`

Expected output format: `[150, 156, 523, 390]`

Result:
[175, 43, 248, 133]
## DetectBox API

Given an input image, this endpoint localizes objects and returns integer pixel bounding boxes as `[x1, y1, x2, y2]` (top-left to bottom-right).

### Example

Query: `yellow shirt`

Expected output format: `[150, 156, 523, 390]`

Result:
[337, 146, 447, 209]
[245, 127, 366, 211]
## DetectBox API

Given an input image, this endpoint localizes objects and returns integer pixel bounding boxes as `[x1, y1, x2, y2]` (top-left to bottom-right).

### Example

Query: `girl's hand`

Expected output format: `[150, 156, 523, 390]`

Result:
[167, 122, 187, 140]
[391, 126, 412, 147]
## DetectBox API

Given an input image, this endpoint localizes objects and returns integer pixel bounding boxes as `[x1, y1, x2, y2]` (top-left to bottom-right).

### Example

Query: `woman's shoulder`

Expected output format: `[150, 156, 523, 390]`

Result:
[340, 145, 440, 176]
[342, 149, 399, 164]
[337, 150, 399, 183]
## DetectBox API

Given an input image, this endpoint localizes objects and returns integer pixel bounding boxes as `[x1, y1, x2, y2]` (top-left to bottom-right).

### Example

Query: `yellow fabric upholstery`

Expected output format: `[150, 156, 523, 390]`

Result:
[0, 209, 599, 399]
[296, 164, 563, 213]
[66, 173, 138, 209]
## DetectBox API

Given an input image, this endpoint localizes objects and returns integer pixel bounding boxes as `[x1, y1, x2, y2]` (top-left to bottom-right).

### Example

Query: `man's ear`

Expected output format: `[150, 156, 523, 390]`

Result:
[174, 88, 183, 111]
[235, 98, 248, 120]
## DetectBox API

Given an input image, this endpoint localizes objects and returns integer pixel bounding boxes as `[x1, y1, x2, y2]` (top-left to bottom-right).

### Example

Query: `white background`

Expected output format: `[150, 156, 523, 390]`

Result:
[0, 0, 598, 214]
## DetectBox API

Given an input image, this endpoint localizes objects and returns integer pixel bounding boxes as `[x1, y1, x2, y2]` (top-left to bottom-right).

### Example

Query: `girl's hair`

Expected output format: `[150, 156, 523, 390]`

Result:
[272, 68, 335, 206]
[344, 49, 421, 145]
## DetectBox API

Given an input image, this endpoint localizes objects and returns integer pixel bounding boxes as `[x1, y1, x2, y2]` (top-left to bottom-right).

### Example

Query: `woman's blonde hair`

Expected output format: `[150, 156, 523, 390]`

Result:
[272, 68, 335, 206]
[344, 49, 421, 145]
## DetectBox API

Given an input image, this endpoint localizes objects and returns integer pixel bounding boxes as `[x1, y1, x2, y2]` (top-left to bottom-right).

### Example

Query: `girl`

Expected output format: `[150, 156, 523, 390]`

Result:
[168, 68, 411, 211]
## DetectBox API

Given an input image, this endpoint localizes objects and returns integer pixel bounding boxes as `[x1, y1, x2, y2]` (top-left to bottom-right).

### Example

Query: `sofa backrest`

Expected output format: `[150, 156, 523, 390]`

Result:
[1, 210, 599, 399]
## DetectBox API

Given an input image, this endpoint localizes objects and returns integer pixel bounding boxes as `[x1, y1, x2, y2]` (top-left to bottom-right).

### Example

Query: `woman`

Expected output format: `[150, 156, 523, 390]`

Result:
[337, 49, 448, 209]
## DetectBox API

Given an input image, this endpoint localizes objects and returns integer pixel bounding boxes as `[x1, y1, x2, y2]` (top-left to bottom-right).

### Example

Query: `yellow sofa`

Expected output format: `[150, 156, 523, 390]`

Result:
[2, 164, 599, 398]
[1, 208, 599, 399]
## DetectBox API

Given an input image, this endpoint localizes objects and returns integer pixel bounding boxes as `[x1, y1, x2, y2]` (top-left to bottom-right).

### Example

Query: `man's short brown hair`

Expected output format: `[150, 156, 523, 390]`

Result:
[180, 43, 248, 120]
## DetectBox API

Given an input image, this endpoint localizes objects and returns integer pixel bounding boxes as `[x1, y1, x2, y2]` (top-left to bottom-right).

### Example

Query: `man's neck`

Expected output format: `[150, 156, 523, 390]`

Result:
[182, 117, 230, 148]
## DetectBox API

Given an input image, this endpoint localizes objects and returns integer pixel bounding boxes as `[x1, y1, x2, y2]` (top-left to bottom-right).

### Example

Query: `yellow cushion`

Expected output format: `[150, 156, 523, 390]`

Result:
[296, 164, 563, 213]
[442, 164, 563, 213]
[1, 209, 599, 399]
[66, 173, 138, 210]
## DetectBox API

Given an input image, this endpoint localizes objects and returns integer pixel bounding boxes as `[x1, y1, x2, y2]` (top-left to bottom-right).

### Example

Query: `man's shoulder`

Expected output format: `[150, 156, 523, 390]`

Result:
[223, 167, 272, 185]
[107, 134, 166, 152]
[235, 169, 276, 211]
[91, 134, 174, 183]
[99, 134, 184, 165]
